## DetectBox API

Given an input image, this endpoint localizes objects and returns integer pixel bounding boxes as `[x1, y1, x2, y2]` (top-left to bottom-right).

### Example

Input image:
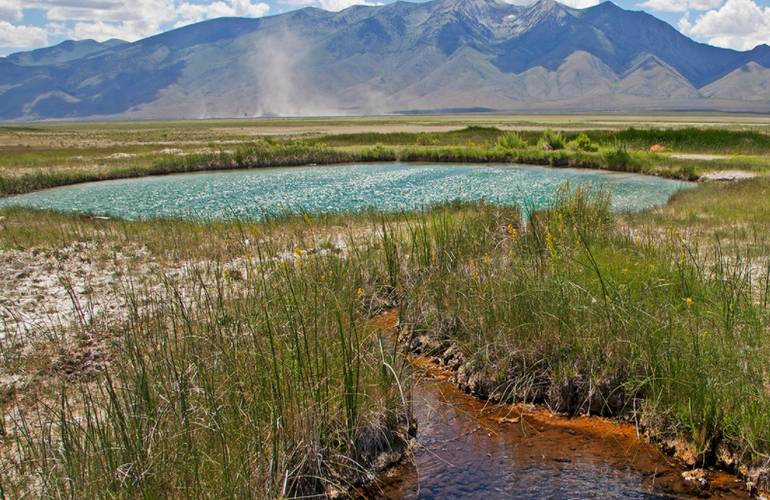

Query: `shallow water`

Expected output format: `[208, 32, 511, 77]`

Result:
[0, 163, 690, 219]
[370, 375, 747, 499]
[363, 312, 748, 499]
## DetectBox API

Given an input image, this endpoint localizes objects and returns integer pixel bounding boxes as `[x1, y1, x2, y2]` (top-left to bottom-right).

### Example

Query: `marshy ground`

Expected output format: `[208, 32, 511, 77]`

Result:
[1, 115, 769, 497]
[2, 113, 770, 196]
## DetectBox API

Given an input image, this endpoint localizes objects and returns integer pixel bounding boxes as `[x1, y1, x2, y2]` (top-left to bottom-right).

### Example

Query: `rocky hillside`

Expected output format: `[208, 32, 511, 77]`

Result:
[1, 0, 769, 120]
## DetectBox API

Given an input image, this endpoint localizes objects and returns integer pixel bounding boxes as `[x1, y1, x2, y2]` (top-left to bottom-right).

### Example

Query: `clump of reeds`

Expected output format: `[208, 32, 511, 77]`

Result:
[0, 235, 410, 497]
[392, 186, 770, 470]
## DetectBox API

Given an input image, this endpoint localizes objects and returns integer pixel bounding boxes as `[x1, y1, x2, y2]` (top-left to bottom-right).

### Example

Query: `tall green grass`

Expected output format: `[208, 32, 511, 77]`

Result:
[316, 127, 770, 155]
[0, 234, 410, 497]
[391, 187, 769, 470]
[595, 127, 770, 154]
[2, 186, 769, 493]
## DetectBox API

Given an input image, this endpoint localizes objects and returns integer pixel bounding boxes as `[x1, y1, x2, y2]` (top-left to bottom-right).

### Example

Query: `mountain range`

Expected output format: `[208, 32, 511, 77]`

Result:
[1, 0, 770, 120]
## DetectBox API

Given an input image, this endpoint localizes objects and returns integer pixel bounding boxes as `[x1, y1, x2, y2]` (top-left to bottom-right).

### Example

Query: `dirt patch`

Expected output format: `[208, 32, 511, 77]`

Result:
[699, 170, 759, 181]
[670, 154, 730, 161]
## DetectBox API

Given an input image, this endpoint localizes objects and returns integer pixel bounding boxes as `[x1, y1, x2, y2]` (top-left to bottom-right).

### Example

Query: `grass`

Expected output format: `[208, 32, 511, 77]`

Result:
[0, 210, 413, 497]
[2, 121, 770, 197]
[3, 179, 770, 494]
[392, 185, 770, 472]
[596, 127, 770, 154]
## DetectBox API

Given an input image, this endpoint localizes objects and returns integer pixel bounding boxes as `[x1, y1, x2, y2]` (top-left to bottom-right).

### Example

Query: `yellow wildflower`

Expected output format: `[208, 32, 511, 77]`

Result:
[482, 254, 492, 265]
[545, 231, 556, 258]
[507, 224, 518, 239]
[468, 258, 480, 281]
[356, 287, 364, 300]
[685, 297, 694, 307]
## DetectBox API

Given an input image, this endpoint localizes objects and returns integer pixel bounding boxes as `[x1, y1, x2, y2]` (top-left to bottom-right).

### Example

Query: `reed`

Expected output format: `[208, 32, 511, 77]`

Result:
[0, 229, 410, 497]
[2, 175, 770, 496]
[392, 186, 770, 471]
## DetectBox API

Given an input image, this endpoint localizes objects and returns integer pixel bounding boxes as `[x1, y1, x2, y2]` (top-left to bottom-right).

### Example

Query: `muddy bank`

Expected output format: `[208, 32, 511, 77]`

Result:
[392, 310, 765, 497]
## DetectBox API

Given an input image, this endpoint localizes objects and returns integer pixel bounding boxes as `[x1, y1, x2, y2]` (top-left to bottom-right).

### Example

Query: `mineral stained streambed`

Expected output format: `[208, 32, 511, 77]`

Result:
[363, 311, 750, 499]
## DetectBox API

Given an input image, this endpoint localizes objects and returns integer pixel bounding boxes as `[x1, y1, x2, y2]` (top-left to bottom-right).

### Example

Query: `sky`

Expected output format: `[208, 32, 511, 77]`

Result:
[1, 0, 769, 56]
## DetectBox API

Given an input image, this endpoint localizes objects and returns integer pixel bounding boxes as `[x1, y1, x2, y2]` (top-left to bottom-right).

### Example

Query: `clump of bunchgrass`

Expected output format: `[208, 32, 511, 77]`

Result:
[394, 186, 770, 470]
[537, 129, 566, 151]
[495, 131, 528, 150]
[603, 143, 634, 170]
[568, 133, 599, 152]
[1, 234, 410, 498]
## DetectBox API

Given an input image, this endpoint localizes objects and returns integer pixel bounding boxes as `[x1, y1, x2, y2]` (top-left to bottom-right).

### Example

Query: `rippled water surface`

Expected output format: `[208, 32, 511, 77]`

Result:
[0, 163, 690, 219]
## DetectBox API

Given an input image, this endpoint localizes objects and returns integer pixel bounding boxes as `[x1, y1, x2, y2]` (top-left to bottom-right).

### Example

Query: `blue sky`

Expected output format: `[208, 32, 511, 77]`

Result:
[1, 0, 769, 56]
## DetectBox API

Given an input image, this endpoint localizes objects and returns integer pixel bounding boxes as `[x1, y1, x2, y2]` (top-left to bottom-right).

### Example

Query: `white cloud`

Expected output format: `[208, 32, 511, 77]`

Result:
[306, 0, 380, 12]
[640, 0, 723, 13]
[176, 0, 270, 25]
[0, 0, 22, 22]
[683, 0, 770, 50]
[557, 0, 600, 7]
[504, 0, 600, 7]
[563, 0, 600, 6]
[15, 0, 270, 43]
[0, 20, 48, 48]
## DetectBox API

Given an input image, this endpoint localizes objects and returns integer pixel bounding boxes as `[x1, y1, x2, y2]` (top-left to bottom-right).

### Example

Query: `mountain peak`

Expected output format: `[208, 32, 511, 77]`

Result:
[433, 0, 513, 16]
[522, 0, 575, 19]
[429, 0, 520, 34]
[532, 0, 559, 8]
[437, 0, 508, 8]
[509, 0, 575, 32]
[527, 0, 568, 13]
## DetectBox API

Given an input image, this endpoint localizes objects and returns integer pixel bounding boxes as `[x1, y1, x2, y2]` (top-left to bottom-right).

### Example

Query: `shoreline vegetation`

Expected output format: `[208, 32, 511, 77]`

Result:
[2, 182, 770, 495]
[1, 118, 769, 496]
[1, 124, 769, 197]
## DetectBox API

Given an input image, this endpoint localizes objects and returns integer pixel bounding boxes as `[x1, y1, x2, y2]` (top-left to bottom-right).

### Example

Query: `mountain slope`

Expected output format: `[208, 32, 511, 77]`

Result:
[702, 62, 770, 100]
[0, 0, 769, 120]
[6, 39, 128, 66]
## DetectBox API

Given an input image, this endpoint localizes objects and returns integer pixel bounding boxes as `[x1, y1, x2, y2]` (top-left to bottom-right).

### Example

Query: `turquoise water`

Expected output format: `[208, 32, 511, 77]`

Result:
[0, 163, 691, 220]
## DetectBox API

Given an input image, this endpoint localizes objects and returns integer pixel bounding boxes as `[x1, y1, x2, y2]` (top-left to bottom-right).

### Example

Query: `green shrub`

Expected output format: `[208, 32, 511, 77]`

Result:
[569, 133, 598, 152]
[416, 134, 440, 146]
[604, 144, 633, 170]
[495, 131, 528, 150]
[538, 129, 566, 151]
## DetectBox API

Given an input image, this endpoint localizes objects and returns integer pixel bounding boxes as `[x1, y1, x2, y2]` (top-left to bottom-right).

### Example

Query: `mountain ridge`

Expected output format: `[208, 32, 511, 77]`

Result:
[1, 0, 769, 120]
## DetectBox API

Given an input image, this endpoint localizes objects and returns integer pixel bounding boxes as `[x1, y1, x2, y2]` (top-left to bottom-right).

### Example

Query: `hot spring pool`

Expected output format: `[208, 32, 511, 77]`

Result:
[0, 163, 691, 220]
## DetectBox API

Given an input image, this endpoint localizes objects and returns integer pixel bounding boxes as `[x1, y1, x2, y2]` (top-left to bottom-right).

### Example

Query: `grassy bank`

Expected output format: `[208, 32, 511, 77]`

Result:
[317, 126, 770, 155]
[2, 124, 769, 197]
[0, 211, 414, 497]
[2, 179, 770, 493]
